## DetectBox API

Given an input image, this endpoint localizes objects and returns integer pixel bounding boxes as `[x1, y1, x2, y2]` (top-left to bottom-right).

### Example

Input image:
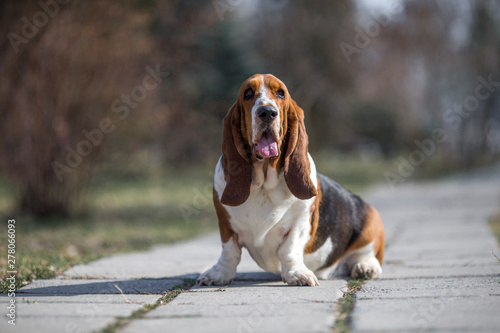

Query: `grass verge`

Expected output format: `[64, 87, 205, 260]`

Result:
[97, 278, 195, 333]
[489, 211, 500, 246]
[334, 279, 365, 333]
[314, 152, 395, 194]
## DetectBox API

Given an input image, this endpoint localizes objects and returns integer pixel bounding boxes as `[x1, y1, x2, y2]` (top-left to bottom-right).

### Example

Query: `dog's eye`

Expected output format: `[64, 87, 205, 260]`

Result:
[244, 89, 254, 100]
[276, 89, 285, 99]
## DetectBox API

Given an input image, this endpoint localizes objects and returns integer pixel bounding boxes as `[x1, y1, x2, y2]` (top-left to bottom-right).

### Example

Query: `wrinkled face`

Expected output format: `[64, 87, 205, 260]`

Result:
[237, 74, 289, 160]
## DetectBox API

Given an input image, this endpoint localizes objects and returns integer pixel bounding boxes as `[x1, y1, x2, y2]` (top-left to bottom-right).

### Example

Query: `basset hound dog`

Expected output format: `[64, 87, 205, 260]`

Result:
[197, 74, 385, 286]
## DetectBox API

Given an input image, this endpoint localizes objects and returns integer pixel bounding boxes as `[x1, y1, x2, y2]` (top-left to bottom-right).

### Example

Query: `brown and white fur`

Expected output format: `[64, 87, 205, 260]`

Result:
[197, 74, 384, 286]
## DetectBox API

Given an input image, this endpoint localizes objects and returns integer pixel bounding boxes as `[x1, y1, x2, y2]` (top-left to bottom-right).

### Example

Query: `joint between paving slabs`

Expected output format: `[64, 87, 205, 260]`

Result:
[333, 279, 366, 333]
[95, 278, 196, 333]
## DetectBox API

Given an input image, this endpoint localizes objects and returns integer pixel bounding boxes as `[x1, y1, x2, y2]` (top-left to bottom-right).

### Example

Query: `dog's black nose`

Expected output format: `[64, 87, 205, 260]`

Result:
[257, 105, 278, 124]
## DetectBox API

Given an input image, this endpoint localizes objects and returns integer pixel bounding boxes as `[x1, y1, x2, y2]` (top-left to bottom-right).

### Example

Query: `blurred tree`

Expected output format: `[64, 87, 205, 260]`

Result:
[0, 1, 157, 217]
[356, 0, 500, 167]
[350, 102, 399, 156]
[458, 1, 500, 167]
[150, 1, 257, 164]
[237, 0, 357, 151]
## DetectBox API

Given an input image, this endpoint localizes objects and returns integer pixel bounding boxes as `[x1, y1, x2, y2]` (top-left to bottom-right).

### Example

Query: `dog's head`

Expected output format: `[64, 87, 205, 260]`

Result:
[221, 74, 317, 206]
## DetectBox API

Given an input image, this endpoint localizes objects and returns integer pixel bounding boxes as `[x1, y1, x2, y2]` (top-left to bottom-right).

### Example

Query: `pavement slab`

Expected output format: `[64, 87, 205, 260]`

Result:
[62, 235, 268, 280]
[16, 278, 186, 295]
[357, 276, 500, 299]
[352, 297, 500, 332]
[351, 164, 500, 333]
[122, 280, 344, 333]
[122, 315, 334, 333]
[0, 279, 181, 333]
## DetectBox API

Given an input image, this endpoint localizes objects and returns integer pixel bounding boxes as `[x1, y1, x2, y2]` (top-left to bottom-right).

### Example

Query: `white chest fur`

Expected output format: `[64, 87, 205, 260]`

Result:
[213, 156, 317, 274]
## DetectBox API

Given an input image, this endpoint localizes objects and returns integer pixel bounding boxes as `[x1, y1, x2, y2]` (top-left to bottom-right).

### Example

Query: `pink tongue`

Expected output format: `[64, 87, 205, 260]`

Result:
[257, 133, 278, 158]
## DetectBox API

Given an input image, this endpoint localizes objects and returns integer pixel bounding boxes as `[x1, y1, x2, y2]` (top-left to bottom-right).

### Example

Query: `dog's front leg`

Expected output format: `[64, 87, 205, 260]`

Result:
[197, 235, 241, 286]
[278, 226, 319, 286]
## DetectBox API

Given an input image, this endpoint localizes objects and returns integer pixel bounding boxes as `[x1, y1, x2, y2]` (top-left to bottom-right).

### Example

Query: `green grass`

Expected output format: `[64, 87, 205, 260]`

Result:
[334, 279, 365, 333]
[97, 278, 195, 333]
[0, 154, 388, 293]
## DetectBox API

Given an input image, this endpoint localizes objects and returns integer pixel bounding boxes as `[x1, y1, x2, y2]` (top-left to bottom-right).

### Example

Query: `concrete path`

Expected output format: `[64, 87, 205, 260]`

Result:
[1, 164, 500, 333]
[351, 166, 500, 332]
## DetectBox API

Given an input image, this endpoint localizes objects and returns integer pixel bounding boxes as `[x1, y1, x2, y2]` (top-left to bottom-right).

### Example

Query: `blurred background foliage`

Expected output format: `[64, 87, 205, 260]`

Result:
[0, 0, 499, 218]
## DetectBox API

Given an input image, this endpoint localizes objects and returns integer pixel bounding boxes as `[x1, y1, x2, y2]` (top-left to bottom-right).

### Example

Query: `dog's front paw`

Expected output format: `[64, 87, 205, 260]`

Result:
[197, 265, 236, 286]
[351, 261, 382, 279]
[282, 266, 319, 286]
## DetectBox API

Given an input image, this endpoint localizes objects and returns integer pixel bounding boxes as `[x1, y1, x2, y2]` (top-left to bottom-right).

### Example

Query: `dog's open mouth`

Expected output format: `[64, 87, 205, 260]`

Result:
[255, 131, 278, 158]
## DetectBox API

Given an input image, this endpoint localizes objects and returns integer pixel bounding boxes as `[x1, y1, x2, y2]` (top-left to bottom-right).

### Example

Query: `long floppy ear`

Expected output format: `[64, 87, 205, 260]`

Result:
[283, 99, 317, 200]
[220, 103, 252, 206]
